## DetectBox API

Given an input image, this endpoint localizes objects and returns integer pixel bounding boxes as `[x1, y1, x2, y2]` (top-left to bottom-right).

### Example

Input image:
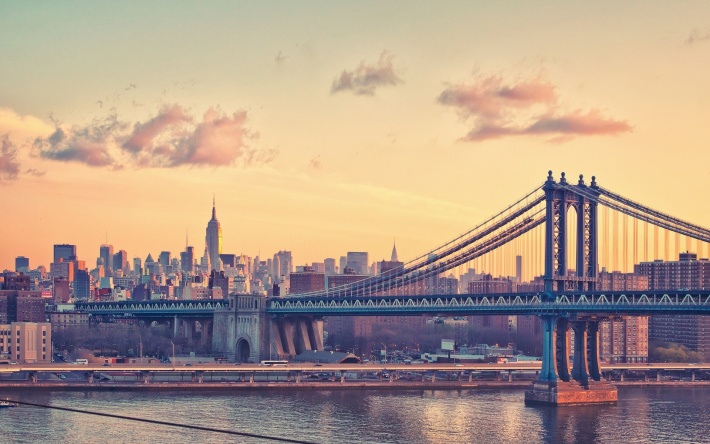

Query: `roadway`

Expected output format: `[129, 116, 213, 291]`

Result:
[1, 362, 708, 373]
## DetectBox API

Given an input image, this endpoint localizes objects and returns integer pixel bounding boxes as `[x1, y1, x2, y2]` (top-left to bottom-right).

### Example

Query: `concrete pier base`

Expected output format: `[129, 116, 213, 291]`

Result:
[524, 380, 617, 406]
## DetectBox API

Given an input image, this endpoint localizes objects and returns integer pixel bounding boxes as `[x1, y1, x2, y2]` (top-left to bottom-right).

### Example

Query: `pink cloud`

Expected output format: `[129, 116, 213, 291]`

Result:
[440, 73, 631, 143]
[438, 76, 555, 120]
[33, 104, 275, 171]
[464, 109, 632, 142]
[172, 109, 250, 167]
[122, 104, 192, 154]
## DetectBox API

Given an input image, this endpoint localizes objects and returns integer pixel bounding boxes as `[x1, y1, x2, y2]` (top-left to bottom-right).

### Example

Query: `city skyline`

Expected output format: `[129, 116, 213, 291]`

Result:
[2, 3, 710, 271]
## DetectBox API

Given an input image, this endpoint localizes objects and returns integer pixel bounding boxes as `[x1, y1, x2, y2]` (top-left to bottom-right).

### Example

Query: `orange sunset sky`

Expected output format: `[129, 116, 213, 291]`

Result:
[1, 2, 709, 271]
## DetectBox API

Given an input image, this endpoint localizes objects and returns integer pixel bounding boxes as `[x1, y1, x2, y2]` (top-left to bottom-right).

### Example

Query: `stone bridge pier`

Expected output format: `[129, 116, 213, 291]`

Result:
[271, 317, 324, 359]
[526, 315, 617, 405]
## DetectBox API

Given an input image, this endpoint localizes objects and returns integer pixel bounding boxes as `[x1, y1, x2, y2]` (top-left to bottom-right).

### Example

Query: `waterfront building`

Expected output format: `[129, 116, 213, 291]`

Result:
[0, 322, 52, 363]
[636, 252, 710, 359]
[48, 311, 89, 332]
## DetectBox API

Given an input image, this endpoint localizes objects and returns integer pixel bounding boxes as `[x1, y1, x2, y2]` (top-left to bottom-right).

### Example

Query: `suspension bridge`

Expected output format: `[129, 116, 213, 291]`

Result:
[77, 171, 710, 404]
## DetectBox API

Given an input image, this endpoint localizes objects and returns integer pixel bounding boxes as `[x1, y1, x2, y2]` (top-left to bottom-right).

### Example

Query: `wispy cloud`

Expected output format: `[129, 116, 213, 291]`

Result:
[438, 73, 631, 143]
[686, 28, 710, 45]
[33, 104, 276, 170]
[0, 134, 21, 183]
[331, 51, 403, 96]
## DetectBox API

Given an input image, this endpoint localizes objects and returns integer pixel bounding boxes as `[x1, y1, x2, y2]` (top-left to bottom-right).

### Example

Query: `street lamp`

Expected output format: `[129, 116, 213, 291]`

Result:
[170, 340, 175, 368]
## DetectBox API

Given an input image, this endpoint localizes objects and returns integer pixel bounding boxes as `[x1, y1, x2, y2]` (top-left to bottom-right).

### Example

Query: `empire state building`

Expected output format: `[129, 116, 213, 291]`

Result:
[206, 197, 222, 271]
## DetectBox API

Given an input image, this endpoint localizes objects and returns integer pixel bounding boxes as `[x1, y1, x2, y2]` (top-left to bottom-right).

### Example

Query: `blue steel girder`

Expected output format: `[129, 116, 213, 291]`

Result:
[265, 291, 710, 317]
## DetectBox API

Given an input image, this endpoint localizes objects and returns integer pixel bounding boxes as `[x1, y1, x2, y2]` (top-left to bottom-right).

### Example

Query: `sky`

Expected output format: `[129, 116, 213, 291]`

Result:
[1, 1, 710, 271]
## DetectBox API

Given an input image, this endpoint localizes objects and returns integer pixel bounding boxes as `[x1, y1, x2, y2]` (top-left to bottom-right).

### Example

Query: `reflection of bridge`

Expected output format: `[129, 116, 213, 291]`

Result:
[79, 172, 710, 404]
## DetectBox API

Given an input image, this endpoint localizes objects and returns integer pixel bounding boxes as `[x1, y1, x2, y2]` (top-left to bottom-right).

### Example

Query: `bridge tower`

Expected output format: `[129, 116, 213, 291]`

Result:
[527, 171, 616, 405]
[543, 171, 600, 292]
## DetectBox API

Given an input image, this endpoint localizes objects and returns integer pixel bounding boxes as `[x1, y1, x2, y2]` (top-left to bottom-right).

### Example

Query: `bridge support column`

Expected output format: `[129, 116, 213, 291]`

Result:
[587, 321, 601, 381]
[538, 315, 559, 383]
[296, 319, 313, 353]
[200, 321, 212, 347]
[249, 373, 254, 383]
[555, 318, 571, 382]
[657, 372, 661, 382]
[692, 371, 695, 382]
[571, 321, 589, 385]
[197, 371, 204, 383]
[508, 371, 513, 383]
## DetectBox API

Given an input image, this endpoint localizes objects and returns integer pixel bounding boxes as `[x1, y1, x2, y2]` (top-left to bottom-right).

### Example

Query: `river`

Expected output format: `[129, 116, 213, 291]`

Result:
[0, 386, 707, 443]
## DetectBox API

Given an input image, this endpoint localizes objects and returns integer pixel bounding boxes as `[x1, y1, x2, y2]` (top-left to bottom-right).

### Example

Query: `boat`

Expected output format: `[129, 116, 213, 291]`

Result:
[0, 400, 17, 408]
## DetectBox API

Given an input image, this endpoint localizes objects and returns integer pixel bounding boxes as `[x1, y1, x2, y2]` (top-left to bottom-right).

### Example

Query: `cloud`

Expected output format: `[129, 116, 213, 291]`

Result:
[0, 134, 21, 183]
[464, 110, 632, 142]
[34, 112, 125, 167]
[309, 155, 322, 170]
[331, 51, 403, 96]
[33, 104, 275, 170]
[686, 28, 710, 45]
[439, 73, 631, 143]
[0, 108, 54, 143]
[438, 76, 555, 120]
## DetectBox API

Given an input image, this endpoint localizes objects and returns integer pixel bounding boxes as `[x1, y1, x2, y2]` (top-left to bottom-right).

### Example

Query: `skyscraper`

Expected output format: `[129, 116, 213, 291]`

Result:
[53, 244, 76, 263]
[206, 197, 223, 272]
[15, 256, 29, 272]
[99, 244, 114, 276]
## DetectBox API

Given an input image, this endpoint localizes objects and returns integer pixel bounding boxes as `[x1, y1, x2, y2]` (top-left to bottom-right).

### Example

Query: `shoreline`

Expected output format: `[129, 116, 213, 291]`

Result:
[0, 380, 708, 391]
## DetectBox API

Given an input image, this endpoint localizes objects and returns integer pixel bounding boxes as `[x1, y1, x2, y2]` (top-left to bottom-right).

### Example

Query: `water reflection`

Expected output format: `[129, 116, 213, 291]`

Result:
[0, 387, 707, 443]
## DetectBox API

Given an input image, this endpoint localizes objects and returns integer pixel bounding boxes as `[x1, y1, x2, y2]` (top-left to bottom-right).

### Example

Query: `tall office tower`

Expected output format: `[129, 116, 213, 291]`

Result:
[324, 258, 336, 275]
[53, 244, 77, 263]
[15, 257, 29, 272]
[339, 256, 347, 274]
[205, 197, 223, 272]
[273, 251, 293, 278]
[133, 257, 142, 275]
[181, 247, 195, 273]
[158, 251, 171, 268]
[346, 252, 369, 275]
[112, 250, 128, 274]
[200, 245, 211, 272]
[99, 244, 114, 276]
[74, 269, 91, 300]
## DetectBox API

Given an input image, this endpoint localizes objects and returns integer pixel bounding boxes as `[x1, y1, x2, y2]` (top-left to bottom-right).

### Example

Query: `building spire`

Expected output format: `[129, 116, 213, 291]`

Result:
[212, 194, 217, 220]
[391, 239, 399, 262]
